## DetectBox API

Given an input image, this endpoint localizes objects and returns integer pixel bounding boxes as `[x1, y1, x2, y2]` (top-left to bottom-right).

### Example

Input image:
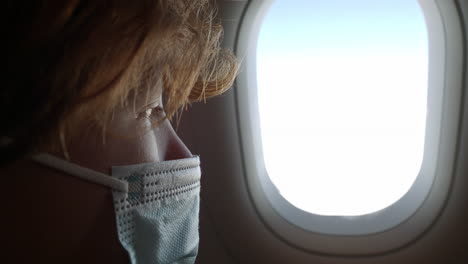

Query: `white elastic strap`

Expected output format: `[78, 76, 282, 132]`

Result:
[32, 153, 128, 192]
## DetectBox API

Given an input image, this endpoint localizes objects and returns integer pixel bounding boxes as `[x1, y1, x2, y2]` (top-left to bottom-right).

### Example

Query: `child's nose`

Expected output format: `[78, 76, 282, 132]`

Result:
[155, 120, 192, 161]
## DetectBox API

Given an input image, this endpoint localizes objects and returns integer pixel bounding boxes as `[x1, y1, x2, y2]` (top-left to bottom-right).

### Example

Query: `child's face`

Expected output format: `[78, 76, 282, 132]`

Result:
[65, 83, 191, 174]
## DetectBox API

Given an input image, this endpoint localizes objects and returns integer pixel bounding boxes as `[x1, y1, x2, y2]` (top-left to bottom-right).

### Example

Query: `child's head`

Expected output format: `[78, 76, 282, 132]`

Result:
[2, 0, 239, 163]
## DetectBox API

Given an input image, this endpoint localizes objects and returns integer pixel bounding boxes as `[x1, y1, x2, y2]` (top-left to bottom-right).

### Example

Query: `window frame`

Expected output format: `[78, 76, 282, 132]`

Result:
[235, 0, 464, 255]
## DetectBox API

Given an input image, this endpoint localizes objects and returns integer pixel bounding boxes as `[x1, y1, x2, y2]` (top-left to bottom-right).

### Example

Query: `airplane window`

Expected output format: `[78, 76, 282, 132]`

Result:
[257, 0, 428, 216]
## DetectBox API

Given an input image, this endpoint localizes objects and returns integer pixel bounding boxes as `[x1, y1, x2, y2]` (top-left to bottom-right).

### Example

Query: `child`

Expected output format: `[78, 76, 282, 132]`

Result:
[1, 1, 239, 263]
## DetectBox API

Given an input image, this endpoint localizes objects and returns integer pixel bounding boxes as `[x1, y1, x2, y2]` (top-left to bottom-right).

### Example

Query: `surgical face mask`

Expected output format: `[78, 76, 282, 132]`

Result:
[33, 154, 201, 264]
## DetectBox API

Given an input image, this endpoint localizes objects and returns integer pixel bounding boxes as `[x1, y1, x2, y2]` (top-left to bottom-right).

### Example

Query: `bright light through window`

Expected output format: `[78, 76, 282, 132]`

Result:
[257, 0, 428, 216]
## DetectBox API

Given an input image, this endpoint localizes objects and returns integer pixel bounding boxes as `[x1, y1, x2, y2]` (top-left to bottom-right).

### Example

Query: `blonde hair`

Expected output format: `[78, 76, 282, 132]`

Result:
[1, 0, 239, 163]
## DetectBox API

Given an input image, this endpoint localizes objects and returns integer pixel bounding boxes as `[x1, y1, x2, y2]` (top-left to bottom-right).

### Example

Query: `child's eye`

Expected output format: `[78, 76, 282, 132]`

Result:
[150, 106, 165, 120]
[136, 103, 165, 122]
[151, 106, 164, 116]
[136, 106, 165, 122]
[136, 108, 153, 119]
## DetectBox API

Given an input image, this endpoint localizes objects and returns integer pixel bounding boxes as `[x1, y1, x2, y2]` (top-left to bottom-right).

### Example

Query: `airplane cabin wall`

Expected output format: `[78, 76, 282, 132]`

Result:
[177, 1, 468, 263]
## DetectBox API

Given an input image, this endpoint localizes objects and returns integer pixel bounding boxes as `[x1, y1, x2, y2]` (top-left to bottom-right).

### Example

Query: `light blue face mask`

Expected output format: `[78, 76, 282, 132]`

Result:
[33, 154, 201, 264]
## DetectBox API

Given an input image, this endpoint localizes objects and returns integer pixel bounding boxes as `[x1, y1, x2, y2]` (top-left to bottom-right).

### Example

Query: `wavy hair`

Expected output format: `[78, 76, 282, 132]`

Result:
[1, 0, 239, 164]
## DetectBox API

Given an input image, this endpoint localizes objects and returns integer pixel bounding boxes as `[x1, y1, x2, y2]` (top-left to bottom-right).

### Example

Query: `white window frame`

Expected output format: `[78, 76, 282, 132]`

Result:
[236, 0, 464, 255]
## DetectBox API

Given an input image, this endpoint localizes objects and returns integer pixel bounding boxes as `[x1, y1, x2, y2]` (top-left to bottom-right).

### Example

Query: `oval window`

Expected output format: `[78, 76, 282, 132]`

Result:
[257, 0, 429, 216]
